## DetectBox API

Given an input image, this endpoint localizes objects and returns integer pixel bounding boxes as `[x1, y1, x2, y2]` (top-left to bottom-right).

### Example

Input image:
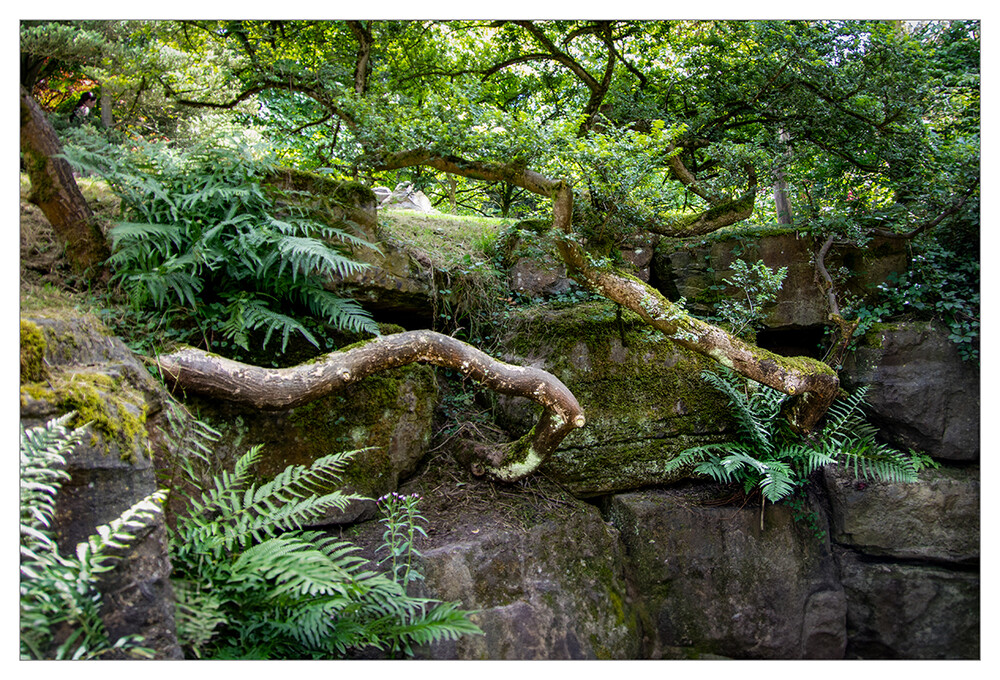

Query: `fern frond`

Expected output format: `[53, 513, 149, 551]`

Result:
[20, 417, 157, 660]
[221, 295, 318, 351]
[274, 235, 370, 281]
[839, 438, 920, 484]
[662, 443, 732, 475]
[757, 459, 795, 502]
[299, 287, 379, 336]
[75, 490, 168, 581]
[173, 579, 229, 659]
[231, 532, 369, 600]
[381, 601, 484, 653]
[183, 449, 366, 553]
[702, 369, 782, 455]
[820, 385, 870, 439]
[108, 221, 186, 255]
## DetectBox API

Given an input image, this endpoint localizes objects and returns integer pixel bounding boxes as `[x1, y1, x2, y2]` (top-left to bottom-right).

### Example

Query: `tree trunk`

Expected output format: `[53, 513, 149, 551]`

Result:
[447, 175, 458, 213]
[155, 330, 586, 482]
[100, 90, 113, 128]
[774, 129, 794, 225]
[20, 85, 110, 276]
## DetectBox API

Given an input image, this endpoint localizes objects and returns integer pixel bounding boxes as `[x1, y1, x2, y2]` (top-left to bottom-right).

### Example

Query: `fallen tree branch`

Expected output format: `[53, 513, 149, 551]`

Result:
[154, 330, 586, 483]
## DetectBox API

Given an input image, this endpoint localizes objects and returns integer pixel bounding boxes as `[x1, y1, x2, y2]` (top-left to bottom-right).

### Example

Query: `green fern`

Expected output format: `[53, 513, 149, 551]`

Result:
[664, 368, 925, 504]
[169, 440, 482, 659]
[20, 415, 164, 659]
[66, 135, 380, 357]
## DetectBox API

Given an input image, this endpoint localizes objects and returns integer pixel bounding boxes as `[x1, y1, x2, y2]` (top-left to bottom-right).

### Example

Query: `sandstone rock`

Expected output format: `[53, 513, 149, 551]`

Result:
[497, 301, 734, 496]
[20, 315, 183, 659]
[332, 239, 438, 323]
[381, 181, 438, 212]
[414, 508, 641, 660]
[835, 546, 979, 659]
[841, 321, 980, 461]
[267, 172, 440, 323]
[189, 362, 438, 524]
[499, 222, 657, 298]
[604, 486, 846, 659]
[652, 231, 907, 329]
[508, 256, 574, 297]
[342, 461, 643, 660]
[822, 464, 979, 564]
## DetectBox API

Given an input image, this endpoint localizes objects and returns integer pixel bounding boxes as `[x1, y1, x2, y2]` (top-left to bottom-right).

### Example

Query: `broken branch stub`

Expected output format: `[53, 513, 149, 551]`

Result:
[154, 330, 585, 482]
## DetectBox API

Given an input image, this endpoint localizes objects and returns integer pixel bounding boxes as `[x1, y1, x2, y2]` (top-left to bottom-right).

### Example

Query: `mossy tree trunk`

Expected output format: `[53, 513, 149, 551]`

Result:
[20, 85, 110, 277]
[155, 330, 585, 482]
[376, 150, 840, 432]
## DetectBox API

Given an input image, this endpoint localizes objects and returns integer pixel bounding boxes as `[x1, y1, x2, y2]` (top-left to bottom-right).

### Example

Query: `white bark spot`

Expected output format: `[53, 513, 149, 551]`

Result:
[493, 447, 543, 481]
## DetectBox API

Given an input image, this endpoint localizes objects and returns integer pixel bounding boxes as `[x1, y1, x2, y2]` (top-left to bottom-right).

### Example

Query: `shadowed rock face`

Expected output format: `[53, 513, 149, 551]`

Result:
[414, 506, 641, 659]
[822, 464, 980, 565]
[651, 231, 908, 329]
[20, 315, 183, 660]
[603, 487, 847, 660]
[841, 321, 980, 461]
[835, 547, 980, 660]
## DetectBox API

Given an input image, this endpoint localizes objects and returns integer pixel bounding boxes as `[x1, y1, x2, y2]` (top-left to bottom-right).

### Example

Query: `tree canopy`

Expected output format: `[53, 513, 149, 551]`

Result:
[20, 19, 980, 472]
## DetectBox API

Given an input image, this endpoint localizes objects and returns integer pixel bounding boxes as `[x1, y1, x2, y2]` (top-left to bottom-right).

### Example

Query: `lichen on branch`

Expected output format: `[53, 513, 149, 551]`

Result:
[154, 330, 585, 482]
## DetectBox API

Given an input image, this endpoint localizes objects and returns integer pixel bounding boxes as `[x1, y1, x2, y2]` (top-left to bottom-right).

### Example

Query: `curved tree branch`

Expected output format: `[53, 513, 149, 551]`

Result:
[648, 162, 758, 237]
[154, 330, 585, 482]
[550, 182, 838, 433]
[873, 178, 980, 240]
[376, 148, 838, 431]
[814, 234, 860, 369]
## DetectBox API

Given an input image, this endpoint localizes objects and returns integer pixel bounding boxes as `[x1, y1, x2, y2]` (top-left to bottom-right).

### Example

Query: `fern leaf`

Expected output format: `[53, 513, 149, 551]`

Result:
[274, 235, 370, 281]
[75, 490, 167, 580]
[702, 369, 781, 455]
[300, 287, 380, 336]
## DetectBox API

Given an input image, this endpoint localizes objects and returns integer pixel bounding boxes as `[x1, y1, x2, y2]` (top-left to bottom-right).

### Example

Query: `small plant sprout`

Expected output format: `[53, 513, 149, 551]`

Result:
[377, 492, 428, 589]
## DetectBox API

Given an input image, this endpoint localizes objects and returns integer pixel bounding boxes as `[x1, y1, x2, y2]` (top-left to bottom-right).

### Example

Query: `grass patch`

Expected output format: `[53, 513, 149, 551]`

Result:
[378, 209, 515, 269]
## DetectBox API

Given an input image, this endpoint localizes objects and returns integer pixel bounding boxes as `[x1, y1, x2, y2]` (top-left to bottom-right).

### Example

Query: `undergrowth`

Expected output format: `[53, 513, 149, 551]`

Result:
[20, 415, 166, 659]
[166, 412, 481, 659]
[61, 132, 379, 362]
[664, 368, 935, 507]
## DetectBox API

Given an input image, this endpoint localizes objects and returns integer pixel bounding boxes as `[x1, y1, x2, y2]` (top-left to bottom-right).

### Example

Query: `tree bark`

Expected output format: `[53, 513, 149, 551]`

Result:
[20, 85, 110, 276]
[154, 330, 586, 482]
[774, 129, 794, 225]
[347, 20, 373, 96]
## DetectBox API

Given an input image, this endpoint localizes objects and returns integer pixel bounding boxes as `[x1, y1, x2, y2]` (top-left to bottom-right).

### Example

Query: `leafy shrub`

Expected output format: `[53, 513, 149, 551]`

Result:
[63, 134, 379, 359]
[20, 415, 166, 659]
[714, 258, 788, 339]
[850, 240, 979, 363]
[664, 368, 931, 504]
[169, 443, 481, 659]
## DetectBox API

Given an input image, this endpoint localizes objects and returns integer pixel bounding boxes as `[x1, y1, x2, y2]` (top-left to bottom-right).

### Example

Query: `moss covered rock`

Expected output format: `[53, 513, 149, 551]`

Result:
[190, 362, 439, 524]
[19, 314, 182, 659]
[497, 301, 735, 495]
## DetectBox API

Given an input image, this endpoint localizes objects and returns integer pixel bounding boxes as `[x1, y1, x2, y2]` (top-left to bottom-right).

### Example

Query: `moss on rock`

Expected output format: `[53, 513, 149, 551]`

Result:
[20, 320, 48, 383]
[21, 371, 149, 462]
[498, 301, 736, 495]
